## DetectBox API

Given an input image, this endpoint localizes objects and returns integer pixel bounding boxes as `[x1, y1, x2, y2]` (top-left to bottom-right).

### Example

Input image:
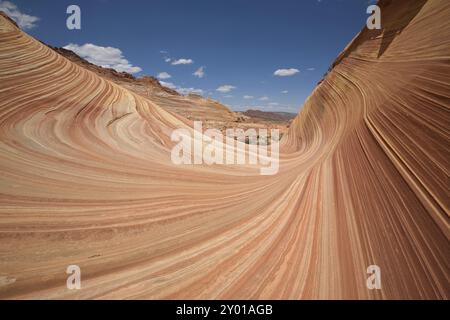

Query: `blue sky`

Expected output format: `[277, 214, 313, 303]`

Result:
[1, 0, 373, 112]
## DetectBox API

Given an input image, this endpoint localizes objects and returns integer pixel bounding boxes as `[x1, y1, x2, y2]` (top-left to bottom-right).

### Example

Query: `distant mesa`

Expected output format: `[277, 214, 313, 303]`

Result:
[242, 109, 296, 123]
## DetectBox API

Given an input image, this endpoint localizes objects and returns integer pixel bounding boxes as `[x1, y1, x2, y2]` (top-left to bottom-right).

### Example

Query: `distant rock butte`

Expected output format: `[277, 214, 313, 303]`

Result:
[241, 110, 296, 123]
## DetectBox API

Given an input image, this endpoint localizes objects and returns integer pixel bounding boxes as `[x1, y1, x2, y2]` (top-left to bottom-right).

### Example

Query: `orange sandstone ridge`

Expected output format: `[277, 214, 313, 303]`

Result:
[49, 45, 291, 131]
[0, 0, 449, 299]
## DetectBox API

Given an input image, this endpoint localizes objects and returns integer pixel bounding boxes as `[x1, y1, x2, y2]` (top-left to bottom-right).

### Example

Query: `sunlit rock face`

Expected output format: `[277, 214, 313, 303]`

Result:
[0, 0, 449, 299]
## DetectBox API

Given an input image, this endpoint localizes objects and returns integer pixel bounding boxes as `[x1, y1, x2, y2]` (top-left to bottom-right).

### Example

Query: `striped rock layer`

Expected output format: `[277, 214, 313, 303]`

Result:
[0, 0, 449, 299]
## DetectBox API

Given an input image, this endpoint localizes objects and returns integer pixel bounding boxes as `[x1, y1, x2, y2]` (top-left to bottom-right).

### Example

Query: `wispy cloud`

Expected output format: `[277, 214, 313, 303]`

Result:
[193, 66, 205, 78]
[216, 85, 236, 93]
[0, 1, 39, 30]
[160, 81, 176, 89]
[171, 58, 194, 65]
[157, 72, 171, 80]
[159, 51, 171, 63]
[160, 81, 203, 95]
[259, 96, 269, 101]
[243, 95, 254, 99]
[274, 68, 300, 77]
[307, 67, 315, 71]
[281, 90, 288, 94]
[64, 43, 142, 74]
[177, 87, 203, 95]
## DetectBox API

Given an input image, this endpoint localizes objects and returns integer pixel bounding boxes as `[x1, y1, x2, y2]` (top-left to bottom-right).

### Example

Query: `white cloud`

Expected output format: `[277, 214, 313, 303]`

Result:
[159, 81, 177, 90]
[274, 68, 300, 77]
[0, 1, 39, 30]
[171, 58, 194, 65]
[64, 43, 142, 74]
[177, 87, 203, 95]
[157, 72, 171, 80]
[269, 102, 279, 106]
[160, 81, 203, 95]
[281, 90, 288, 94]
[216, 85, 236, 93]
[164, 58, 171, 63]
[259, 96, 269, 101]
[193, 66, 205, 78]
[243, 95, 254, 99]
[307, 67, 315, 71]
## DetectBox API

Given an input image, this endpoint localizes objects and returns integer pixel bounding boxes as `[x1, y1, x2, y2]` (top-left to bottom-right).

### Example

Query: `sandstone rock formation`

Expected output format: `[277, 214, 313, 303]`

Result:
[0, 0, 448, 299]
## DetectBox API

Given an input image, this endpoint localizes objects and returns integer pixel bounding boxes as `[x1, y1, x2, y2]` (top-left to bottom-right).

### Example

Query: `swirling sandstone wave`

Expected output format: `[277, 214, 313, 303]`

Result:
[0, 0, 449, 299]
